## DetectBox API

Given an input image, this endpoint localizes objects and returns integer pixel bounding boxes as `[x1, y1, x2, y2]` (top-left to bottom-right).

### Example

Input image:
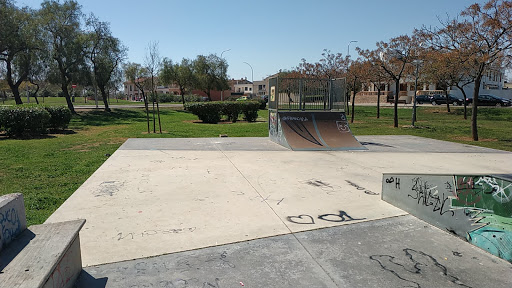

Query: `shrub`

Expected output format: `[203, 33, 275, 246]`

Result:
[2, 106, 50, 137]
[221, 102, 242, 123]
[185, 101, 261, 123]
[242, 101, 261, 122]
[45, 106, 72, 130]
[185, 102, 222, 123]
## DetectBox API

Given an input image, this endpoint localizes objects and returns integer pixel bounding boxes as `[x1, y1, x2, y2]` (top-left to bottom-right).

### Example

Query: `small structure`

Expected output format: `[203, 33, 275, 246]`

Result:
[268, 77, 366, 151]
[382, 173, 512, 263]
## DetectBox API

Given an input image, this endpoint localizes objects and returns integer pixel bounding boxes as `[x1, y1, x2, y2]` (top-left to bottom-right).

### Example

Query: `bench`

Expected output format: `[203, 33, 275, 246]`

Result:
[0, 194, 86, 288]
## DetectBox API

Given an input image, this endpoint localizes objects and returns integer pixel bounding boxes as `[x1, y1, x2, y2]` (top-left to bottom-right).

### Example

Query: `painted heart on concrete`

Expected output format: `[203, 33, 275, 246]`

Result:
[286, 214, 315, 225]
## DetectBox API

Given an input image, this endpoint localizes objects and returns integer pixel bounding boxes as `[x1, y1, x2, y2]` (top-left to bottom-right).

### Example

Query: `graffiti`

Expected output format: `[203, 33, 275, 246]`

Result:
[107, 252, 234, 287]
[475, 176, 512, 204]
[126, 278, 221, 288]
[370, 248, 471, 288]
[116, 227, 196, 241]
[269, 111, 277, 137]
[286, 214, 315, 225]
[305, 179, 333, 190]
[94, 180, 125, 197]
[281, 116, 308, 122]
[318, 210, 366, 223]
[345, 180, 379, 195]
[284, 120, 323, 146]
[336, 121, 350, 133]
[408, 177, 454, 216]
[0, 207, 22, 245]
[385, 177, 401, 190]
[383, 174, 512, 263]
[286, 210, 365, 225]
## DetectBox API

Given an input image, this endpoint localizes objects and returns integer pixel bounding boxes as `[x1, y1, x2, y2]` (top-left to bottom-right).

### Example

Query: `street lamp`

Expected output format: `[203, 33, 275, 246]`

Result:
[243, 62, 254, 96]
[220, 49, 230, 101]
[347, 40, 358, 57]
[221, 49, 231, 58]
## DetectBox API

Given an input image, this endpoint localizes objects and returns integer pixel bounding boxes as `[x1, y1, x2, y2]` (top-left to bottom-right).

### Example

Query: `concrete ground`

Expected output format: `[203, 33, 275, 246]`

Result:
[44, 136, 512, 287]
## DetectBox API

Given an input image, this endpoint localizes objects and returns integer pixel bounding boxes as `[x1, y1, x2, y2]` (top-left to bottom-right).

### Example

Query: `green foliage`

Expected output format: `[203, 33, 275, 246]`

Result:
[1, 106, 50, 137]
[185, 102, 223, 123]
[242, 101, 261, 122]
[221, 102, 242, 122]
[185, 101, 262, 123]
[45, 106, 72, 130]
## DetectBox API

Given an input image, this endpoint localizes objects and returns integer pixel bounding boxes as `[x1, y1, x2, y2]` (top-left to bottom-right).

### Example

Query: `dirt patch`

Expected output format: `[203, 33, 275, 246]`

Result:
[452, 136, 498, 142]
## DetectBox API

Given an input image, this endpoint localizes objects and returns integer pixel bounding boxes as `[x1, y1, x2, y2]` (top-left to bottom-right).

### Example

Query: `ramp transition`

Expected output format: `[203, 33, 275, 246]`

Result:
[382, 173, 512, 263]
[269, 111, 366, 151]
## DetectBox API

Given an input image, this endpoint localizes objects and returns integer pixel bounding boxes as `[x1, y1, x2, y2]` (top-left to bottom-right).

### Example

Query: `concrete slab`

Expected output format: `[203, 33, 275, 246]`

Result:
[46, 137, 512, 268]
[76, 215, 512, 288]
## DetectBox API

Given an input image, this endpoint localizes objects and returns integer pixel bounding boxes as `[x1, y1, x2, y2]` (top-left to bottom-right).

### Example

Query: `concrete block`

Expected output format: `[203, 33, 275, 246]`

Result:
[0, 193, 27, 252]
[382, 173, 512, 263]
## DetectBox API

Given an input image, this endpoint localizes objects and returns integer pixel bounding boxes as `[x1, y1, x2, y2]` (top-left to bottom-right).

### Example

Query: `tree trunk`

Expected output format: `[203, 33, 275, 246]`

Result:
[377, 89, 381, 119]
[99, 86, 111, 112]
[142, 91, 150, 133]
[444, 89, 450, 113]
[394, 79, 399, 128]
[11, 85, 23, 105]
[472, 74, 482, 141]
[455, 84, 468, 120]
[350, 90, 356, 124]
[30, 80, 40, 105]
[61, 83, 76, 114]
[5, 60, 23, 105]
[181, 92, 185, 105]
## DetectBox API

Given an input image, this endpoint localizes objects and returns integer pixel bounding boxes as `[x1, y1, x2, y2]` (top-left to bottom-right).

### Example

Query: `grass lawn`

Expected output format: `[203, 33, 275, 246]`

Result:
[1, 105, 511, 225]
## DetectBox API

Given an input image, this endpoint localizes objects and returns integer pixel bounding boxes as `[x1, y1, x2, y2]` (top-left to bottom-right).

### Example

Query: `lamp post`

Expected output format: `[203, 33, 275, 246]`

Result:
[347, 40, 358, 57]
[220, 49, 230, 101]
[243, 61, 253, 96]
[411, 59, 422, 126]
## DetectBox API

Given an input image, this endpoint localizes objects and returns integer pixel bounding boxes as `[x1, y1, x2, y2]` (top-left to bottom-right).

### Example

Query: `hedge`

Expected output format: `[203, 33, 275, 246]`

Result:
[45, 106, 72, 130]
[0, 105, 72, 137]
[184, 101, 262, 124]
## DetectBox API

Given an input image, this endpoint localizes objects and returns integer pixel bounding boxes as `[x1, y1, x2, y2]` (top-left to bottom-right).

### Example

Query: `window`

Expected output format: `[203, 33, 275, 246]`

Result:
[249, 88, 252, 91]
[245, 87, 248, 91]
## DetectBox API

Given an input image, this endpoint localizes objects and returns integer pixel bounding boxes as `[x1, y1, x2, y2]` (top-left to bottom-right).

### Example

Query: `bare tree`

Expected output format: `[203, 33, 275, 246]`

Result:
[145, 41, 162, 133]
[421, 0, 512, 140]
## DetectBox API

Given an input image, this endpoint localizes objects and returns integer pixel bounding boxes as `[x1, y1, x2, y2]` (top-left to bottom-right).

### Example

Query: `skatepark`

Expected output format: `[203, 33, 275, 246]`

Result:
[2, 77, 512, 287]
[42, 135, 511, 288]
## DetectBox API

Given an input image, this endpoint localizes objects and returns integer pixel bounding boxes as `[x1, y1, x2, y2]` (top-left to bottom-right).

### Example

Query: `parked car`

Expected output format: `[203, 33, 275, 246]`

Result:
[431, 94, 464, 105]
[466, 94, 512, 107]
[415, 94, 432, 104]
[236, 96, 249, 101]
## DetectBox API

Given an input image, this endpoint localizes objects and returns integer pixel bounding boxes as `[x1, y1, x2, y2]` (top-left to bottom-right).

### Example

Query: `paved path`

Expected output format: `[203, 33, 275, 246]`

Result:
[45, 136, 512, 287]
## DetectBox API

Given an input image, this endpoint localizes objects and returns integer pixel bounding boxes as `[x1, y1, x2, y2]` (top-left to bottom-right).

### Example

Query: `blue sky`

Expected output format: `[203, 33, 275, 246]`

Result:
[18, 0, 485, 81]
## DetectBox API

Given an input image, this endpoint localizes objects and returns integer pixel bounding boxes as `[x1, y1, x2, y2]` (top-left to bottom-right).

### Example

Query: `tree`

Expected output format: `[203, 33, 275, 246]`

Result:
[160, 58, 195, 105]
[85, 15, 126, 112]
[144, 41, 161, 133]
[0, 1, 40, 104]
[40, 0, 87, 113]
[421, 0, 512, 140]
[346, 58, 365, 123]
[360, 35, 416, 128]
[357, 55, 393, 119]
[124, 62, 151, 133]
[193, 54, 228, 101]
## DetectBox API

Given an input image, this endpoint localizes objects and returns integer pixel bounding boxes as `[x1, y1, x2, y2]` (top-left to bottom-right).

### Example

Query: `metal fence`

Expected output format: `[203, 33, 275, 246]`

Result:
[268, 77, 346, 111]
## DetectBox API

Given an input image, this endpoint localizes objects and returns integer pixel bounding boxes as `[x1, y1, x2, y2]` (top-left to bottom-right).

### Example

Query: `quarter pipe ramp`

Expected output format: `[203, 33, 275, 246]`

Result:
[269, 111, 366, 151]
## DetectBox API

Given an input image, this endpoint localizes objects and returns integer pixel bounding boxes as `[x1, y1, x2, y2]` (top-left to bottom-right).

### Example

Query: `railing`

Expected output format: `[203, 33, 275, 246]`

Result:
[268, 77, 346, 111]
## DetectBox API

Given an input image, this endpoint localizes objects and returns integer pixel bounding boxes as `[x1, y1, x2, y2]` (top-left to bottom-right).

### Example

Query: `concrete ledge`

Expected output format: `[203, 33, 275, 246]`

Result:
[0, 193, 27, 252]
[382, 173, 512, 263]
[0, 219, 85, 288]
